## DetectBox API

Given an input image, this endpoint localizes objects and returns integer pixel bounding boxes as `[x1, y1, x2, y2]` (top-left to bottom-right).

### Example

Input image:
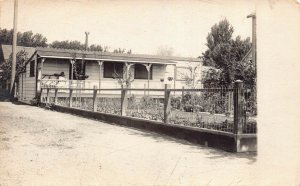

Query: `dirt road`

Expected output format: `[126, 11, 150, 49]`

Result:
[0, 102, 256, 185]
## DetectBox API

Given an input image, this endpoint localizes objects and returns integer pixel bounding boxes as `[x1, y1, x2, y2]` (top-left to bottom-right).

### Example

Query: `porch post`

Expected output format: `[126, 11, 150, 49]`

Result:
[173, 64, 176, 95]
[143, 63, 152, 96]
[97, 61, 103, 90]
[69, 59, 76, 88]
[37, 58, 45, 96]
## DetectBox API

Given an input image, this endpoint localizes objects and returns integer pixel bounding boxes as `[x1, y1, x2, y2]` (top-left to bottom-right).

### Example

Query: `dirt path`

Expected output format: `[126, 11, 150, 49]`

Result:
[0, 102, 256, 185]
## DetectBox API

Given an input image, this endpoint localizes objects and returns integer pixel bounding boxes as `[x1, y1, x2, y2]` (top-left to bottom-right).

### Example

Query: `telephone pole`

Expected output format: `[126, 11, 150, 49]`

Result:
[247, 13, 256, 83]
[85, 32, 89, 50]
[10, 0, 18, 96]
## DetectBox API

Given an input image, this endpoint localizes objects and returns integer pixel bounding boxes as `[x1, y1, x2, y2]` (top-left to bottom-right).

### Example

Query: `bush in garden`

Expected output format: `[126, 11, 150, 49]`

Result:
[182, 93, 212, 113]
[127, 94, 137, 109]
[183, 104, 193, 112]
[97, 97, 121, 115]
[171, 97, 181, 110]
[182, 93, 192, 105]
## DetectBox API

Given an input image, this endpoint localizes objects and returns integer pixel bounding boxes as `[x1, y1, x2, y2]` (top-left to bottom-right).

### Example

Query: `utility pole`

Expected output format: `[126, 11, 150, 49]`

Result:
[10, 0, 18, 96]
[85, 32, 89, 50]
[247, 13, 257, 84]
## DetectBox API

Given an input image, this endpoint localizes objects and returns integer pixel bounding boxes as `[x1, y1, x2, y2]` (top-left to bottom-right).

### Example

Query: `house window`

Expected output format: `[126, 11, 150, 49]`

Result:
[134, 64, 152, 80]
[103, 62, 123, 78]
[29, 60, 35, 77]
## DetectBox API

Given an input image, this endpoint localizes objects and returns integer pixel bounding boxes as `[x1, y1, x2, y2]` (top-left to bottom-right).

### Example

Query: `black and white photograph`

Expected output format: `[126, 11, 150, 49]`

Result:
[0, 0, 299, 185]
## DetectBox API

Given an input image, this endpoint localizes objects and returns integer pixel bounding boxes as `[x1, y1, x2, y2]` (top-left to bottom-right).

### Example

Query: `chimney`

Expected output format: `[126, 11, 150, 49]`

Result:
[85, 32, 89, 50]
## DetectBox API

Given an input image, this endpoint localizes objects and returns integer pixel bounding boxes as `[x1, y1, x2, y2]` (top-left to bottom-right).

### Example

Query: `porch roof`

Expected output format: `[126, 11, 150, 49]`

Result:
[34, 47, 201, 65]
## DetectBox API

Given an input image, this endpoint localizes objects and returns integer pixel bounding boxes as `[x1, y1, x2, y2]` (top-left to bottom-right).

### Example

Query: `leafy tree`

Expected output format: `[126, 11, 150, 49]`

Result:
[50, 40, 85, 50]
[0, 28, 47, 47]
[89, 44, 103, 51]
[113, 48, 132, 54]
[201, 67, 221, 88]
[156, 46, 174, 56]
[50, 40, 129, 54]
[201, 19, 253, 87]
[179, 63, 202, 89]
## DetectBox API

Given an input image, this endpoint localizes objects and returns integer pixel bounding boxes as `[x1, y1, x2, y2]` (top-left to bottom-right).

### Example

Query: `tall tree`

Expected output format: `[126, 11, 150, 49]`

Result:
[0, 28, 47, 47]
[50, 40, 85, 50]
[156, 46, 174, 56]
[201, 19, 253, 87]
[113, 48, 132, 54]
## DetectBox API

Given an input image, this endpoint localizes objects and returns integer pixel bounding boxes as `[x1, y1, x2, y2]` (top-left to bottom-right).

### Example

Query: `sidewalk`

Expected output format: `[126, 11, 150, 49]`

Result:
[0, 102, 256, 185]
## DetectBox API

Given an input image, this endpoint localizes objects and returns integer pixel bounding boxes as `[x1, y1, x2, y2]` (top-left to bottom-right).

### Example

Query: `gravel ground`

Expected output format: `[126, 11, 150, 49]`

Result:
[0, 102, 257, 185]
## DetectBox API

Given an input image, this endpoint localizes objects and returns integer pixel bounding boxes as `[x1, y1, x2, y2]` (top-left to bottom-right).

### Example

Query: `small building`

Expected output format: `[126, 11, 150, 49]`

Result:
[17, 47, 202, 104]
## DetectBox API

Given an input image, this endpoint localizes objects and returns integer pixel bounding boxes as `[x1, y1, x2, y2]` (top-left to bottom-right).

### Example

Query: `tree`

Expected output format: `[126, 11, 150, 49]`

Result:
[178, 62, 202, 89]
[113, 48, 132, 54]
[201, 19, 253, 87]
[156, 46, 174, 56]
[50, 40, 129, 54]
[50, 40, 86, 50]
[90, 44, 108, 52]
[0, 28, 48, 47]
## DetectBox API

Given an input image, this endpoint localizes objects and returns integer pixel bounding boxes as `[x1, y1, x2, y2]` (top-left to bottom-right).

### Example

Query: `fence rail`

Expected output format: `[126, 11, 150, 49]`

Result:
[40, 80, 256, 134]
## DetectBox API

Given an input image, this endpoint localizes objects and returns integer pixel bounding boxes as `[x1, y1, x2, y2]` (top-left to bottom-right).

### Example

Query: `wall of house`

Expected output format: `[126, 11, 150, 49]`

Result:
[18, 59, 36, 104]
[84, 61, 204, 90]
[21, 59, 203, 91]
[84, 61, 168, 89]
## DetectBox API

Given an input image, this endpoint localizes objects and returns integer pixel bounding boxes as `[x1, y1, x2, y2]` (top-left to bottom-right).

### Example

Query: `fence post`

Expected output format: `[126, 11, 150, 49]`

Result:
[46, 88, 50, 103]
[233, 80, 245, 134]
[93, 86, 98, 112]
[69, 88, 73, 108]
[121, 86, 128, 116]
[54, 88, 58, 105]
[40, 88, 43, 103]
[164, 84, 171, 123]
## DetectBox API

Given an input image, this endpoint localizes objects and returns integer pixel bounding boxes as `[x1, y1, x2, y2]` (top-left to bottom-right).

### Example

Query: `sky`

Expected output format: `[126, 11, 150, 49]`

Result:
[0, 0, 255, 57]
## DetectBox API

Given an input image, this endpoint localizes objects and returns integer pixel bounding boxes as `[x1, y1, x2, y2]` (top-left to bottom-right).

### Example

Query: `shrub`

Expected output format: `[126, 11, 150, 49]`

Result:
[171, 97, 181, 110]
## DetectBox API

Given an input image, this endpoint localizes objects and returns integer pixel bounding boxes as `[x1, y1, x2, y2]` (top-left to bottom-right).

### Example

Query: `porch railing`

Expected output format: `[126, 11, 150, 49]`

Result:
[40, 80, 256, 134]
[41, 79, 168, 90]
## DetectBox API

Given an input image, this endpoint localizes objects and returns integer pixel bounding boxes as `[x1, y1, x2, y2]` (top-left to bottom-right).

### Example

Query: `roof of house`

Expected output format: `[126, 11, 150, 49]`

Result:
[0, 44, 36, 63]
[32, 47, 201, 65]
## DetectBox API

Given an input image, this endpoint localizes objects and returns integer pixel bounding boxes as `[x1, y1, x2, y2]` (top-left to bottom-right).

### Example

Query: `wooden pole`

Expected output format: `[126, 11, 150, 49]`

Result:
[144, 64, 152, 96]
[37, 58, 45, 96]
[10, 0, 18, 96]
[70, 59, 75, 88]
[54, 88, 58, 105]
[233, 80, 244, 134]
[39, 88, 43, 103]
[93, 85, 98, 112]
[46, 88, 50, 103]
[98, 61, 103, 91]
[69, 89, 73, 108]
[173, 64, 176, 96]
[164, 84, 171, 123]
